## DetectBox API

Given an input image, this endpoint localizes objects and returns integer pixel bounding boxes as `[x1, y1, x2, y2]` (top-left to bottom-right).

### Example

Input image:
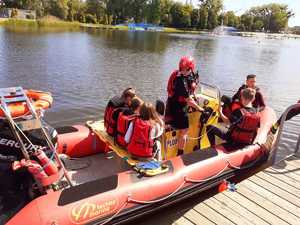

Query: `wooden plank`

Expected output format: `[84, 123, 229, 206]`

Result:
[263, 165, 300, 187]
[181, 209, 216, 225]
[214, 193, 269, 225]
[222, 191, 289, 225]
[241, 179, 300, 218]
[255, 171, 300, 196]
[270, 162, 300, 177]
[286, 160, 300, 169]
[285, 156, 300, 167]
[173, 216, 195, 225]
[193, 202, 234, 225]
[266, 167, 300, 182]
[236, 182, 300, 224]
[204, 197, 254, 225]
[263, 166, 300, 188]
[248, 175, 300, 207]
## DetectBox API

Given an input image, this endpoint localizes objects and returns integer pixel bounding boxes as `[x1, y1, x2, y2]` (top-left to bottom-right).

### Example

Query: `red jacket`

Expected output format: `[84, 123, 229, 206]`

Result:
[230, 105, 260, 144]
[127, 118, 154, 157]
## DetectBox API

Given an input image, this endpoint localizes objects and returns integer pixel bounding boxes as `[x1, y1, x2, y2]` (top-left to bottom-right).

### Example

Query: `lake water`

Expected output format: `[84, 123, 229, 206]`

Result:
[0, 27, 299, 224]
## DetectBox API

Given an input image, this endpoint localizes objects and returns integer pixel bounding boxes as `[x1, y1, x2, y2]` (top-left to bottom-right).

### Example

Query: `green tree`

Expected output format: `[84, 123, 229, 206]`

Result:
[253, 19, 264, 31]
[131, 0, 148, 23]
[199, 0, 223, 29]
[170, 2, 192, 28]
[46, 0, 68, 20]
[67, 0, 80, 21]
[147, 0, 161, 24]
[199, 7, 208, 29]
[241, 14, 254, 31]
[245, 3, 293, 32]
[160, 0, 172, 26]
[226, 11, 236, 27]
[191, 8, 200, 28]
[86, 0, 105, 23]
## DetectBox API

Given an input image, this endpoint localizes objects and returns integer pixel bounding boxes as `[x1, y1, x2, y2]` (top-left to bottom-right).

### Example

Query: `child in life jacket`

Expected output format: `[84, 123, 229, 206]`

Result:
[207, 88, 260, 146]
[116, 97, 142, 147]
[104, 88, 136, 136]
[125, 103, 164, 161]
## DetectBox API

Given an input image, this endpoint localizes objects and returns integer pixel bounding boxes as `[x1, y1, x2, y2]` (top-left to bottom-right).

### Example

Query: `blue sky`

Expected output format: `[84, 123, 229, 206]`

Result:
[178, 0, 299, 26]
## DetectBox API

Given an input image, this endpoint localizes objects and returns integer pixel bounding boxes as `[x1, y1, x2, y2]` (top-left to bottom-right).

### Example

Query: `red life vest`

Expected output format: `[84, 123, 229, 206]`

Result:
[167, 70, 198, 103]
[127, 118, 154, 158]
[116, 112, 137, 147]
[230, 107, 260, 144]
[231, 101, 242, 112]
[167, 70, 179, 98]
[104, 96, 125, 136]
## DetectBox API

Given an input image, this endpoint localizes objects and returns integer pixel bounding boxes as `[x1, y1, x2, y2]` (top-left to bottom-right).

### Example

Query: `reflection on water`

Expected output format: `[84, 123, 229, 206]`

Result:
[0, 27, 299, 149]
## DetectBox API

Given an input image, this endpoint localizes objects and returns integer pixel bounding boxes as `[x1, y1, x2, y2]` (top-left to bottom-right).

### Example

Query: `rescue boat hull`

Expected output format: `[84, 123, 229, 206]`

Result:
[6, 107, 276, 225]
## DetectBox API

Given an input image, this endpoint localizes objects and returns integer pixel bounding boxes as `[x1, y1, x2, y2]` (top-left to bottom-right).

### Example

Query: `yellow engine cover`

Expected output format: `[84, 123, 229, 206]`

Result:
[162, 93, 220, 159]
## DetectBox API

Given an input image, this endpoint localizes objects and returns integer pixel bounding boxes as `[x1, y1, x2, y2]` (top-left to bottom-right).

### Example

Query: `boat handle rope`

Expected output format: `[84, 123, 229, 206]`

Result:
[98, 147, 264, 225]
[224, 147, 264, 170]
[186, 114, 219, 140]
[98, 201, 129, 225]
[186, 111, 245, 141]
[184, 161, 229, 183]
[127, 180, 187, 204]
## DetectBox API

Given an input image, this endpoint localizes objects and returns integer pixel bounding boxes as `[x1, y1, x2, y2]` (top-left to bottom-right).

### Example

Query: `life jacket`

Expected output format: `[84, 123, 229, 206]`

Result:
[116, 112, 137, 147]
[167, 70, 198, 102]
[230, 107, 260, 144]
[167, 70, 179, 98]
[231, 101, 242, 112]
[104, 96, 125, 136]
[127, 118, 154, 158]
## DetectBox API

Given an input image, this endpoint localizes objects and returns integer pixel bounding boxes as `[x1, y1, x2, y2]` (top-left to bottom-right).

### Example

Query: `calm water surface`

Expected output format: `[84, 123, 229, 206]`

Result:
[0, 27, 299, 224]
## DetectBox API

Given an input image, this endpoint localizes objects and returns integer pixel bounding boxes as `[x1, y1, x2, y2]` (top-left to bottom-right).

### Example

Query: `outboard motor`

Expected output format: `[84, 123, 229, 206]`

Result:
[0, 117, 58, 195]
[0, 118, 58, 160]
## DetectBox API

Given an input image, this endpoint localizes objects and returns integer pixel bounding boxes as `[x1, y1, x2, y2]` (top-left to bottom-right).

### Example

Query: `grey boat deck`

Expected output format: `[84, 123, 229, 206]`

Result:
[173, 155, 300, 225]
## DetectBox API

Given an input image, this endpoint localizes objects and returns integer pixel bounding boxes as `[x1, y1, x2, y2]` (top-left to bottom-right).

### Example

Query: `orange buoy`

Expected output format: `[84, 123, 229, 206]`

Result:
[0, 90, 53, 118]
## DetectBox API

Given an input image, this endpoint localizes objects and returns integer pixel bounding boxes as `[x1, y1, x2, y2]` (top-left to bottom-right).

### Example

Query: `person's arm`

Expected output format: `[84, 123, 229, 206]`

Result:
[256, 91, 266, 107]
[186, 96, 204, 112]
[150, 121, 164, 139]
[232, 86, 243, 102]
[219, 108, 230, 124]
[125, 122, 133, 144]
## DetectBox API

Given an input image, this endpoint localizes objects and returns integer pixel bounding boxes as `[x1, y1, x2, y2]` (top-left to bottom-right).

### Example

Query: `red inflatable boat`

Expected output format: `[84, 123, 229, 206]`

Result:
[1, 85, 276, 225]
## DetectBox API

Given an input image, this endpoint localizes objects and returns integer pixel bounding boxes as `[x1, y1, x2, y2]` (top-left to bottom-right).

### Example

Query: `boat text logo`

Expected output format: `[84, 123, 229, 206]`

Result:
[70, 199, 118, 224]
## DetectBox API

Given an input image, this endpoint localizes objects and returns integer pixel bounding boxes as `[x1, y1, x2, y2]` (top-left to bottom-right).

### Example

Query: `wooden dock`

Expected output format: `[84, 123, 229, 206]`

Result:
[173, 155, 300, 225]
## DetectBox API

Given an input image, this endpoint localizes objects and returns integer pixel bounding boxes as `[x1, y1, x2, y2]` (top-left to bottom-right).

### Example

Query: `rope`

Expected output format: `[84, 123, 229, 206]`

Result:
[185, 162, 229, 183]
[90, 143, 264, 224]
[11, 119, 57, 171]
[186, 114, 219, 140]
[225, 147, 263, 170]
[128, 180, 186, 204]
[99, 200, 129, 225]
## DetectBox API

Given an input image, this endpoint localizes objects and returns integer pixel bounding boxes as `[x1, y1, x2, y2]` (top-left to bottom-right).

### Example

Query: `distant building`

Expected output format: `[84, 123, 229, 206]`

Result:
[0, 8, 36, 19]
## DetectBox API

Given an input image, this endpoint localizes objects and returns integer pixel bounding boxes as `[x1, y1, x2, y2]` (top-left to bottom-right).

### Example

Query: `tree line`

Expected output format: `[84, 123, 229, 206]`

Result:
[0, 0, 294, 32]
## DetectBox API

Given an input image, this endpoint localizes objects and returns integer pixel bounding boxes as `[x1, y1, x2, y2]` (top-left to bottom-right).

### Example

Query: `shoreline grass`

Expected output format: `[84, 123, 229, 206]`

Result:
[0, 18, 202, 34]
[1, 18, 80, 27]
[3, 19, 298, 38]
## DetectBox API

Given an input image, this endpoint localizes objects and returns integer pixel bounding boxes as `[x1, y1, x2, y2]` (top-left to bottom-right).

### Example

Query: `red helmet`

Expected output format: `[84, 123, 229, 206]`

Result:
[179, 56, 195, 72]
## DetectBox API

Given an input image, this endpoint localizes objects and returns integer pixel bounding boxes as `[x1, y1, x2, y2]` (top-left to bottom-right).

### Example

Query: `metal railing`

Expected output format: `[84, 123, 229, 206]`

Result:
[270, 103, 300, 165]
